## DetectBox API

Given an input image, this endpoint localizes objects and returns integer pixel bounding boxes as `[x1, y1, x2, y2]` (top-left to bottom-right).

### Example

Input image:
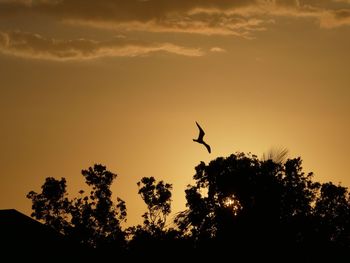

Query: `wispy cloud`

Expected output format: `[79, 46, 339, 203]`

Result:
[0, 31, 204, 60]
[64, 17, 267, 38]
[0, 1, 350, 61]
[210, 47, 226, 53]
[319, 8, 350, 28]
[0, 0, 350, 36]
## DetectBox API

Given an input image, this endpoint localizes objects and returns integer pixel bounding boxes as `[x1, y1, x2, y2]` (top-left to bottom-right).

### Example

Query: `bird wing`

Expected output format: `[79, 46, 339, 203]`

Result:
[195, 122, 205, 140]
[203, 142, 211, 153]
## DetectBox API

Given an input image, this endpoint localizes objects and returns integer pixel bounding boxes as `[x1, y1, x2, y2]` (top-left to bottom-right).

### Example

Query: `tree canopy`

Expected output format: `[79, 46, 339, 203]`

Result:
[27, 164, 126, 249]
[27, 152, 350, 260]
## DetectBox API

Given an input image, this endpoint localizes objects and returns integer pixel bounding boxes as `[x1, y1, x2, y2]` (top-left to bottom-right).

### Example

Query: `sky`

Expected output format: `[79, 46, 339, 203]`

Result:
[1, 0, 350, 227]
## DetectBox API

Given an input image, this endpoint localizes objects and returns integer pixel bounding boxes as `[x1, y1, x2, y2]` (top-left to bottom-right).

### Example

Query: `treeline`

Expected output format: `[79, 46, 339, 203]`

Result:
[27, 152, 350, 261]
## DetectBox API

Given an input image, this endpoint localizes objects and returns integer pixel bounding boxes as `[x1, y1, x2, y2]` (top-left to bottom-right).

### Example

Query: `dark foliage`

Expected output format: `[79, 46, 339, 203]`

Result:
[175, 153, 350, 260]
[27, 153, 350, 261]
[27, 164, 127, 252]
[127, 177, 183, 258]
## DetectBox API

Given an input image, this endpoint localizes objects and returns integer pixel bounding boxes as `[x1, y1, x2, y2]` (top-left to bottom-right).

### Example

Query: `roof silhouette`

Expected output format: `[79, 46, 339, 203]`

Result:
[0, 209, 82, 262]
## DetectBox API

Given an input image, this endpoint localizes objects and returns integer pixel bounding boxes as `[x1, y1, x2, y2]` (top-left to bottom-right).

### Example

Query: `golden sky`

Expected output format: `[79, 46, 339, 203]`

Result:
[1, 0, 350, 227]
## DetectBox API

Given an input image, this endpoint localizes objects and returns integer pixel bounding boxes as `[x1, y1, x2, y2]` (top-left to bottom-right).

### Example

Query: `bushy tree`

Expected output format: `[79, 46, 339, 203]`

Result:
[27, 152, 350, 260]
[27, 177, 71, 234]
[27, 164, 126, 249]
[137, 176, 172, 233]
[175, 152, 350, 258]
[313, 182, 350, 246]
[127, 177, 181, 257]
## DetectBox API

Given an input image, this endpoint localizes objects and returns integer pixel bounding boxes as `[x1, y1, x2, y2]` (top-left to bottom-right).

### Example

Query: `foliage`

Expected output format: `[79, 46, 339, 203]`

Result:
[27, 164, 126, 248]
[137, 176, 172, 232]
[175, 152, 350, 257]
[27, 177, 70, 234]
[127, 177, 175, 254]
[262, 146, 289, 163]
[27, 152, 350, 260]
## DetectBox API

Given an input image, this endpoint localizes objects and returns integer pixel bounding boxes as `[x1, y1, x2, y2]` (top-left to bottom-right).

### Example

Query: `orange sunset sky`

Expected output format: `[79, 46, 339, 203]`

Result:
[0, 0, 349, 227]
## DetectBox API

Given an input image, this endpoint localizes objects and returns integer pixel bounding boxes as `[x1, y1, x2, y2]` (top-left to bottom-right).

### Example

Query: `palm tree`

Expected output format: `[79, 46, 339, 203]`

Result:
[262, 146, 289, 163]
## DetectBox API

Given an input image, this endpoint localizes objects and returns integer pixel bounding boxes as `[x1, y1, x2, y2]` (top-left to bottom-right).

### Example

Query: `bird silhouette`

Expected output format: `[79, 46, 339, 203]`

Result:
[193, 121, 211, 153]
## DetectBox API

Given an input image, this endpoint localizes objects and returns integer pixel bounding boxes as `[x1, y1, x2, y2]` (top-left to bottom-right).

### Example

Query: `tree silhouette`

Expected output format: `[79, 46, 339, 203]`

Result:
[69, 164, 127, 249]
[128, 177, 178, 258]
[27, 164, 126, 250]
[261, 146, 289, 163]
[27, 177, 70, 234]
[137, 176, 172, 232]
[175, 152, 350, 259]
[26, 153, 350, 260]
[313, 182, 350, 247]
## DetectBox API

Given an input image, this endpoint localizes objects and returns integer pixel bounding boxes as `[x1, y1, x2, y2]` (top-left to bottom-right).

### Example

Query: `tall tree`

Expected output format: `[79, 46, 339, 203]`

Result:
[175, 153, 323, 252]
[27, 164, 127, 249]
[137, 176, 172, 233]
[27, 177, 71, 234]
[69, 164, 127, 248]
[314, 182, 350, 246]
[127, 176, 176, 258]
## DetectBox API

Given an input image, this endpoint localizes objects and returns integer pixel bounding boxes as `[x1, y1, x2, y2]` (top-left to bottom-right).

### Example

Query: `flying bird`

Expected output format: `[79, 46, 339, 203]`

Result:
[193, 121, 211, 153]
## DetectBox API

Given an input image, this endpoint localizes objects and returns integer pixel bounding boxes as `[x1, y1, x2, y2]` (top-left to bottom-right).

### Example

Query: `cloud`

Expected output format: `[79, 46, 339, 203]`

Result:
[333, 0, 350, 3]
[64, 16, 267, 38]
[0, 0, 350, 37]
[0, 1, 349, 61]
[0, 0, 266, 37]
[0, 31, 204, 60]
[319, 8, 350, 28]
[210, 47, 226, 53]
